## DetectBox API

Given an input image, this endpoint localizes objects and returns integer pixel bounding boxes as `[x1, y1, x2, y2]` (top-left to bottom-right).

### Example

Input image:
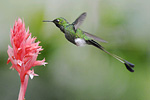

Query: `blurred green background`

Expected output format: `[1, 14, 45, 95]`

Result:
[0, 0, 150, 100]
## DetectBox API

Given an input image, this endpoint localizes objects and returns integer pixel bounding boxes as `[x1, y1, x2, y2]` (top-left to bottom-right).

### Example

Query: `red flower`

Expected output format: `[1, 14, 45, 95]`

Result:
[7, 18, 47, 100]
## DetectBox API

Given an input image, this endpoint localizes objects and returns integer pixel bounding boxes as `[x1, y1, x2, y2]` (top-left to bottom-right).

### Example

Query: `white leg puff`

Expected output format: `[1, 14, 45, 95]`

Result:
[75, 38, 86, 46]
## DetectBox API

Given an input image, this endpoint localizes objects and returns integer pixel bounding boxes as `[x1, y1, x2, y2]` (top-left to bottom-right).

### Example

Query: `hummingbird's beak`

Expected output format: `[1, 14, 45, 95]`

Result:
[43, 20, 53, 22]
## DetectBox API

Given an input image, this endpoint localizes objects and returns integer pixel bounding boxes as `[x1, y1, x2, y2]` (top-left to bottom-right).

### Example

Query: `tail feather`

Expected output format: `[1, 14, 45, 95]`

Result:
[87, 40, 135, 72]
[124, 63, 134, 72]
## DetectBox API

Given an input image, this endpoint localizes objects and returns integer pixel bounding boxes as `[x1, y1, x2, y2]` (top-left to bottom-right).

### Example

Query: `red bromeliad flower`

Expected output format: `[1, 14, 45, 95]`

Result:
[7, 18, 47, 100]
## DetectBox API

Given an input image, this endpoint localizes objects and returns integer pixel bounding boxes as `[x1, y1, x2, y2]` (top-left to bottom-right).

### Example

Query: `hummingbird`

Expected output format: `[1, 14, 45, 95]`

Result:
[43, 12, 134, 72]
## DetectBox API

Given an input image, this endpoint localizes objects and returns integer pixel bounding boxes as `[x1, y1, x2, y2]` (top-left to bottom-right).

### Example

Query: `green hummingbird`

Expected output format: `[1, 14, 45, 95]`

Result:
[43, 12, 134, 72]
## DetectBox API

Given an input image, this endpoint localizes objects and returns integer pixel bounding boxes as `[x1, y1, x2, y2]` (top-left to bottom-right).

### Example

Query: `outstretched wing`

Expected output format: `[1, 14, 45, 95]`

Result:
[83, 31, 108, 43]
[72, 12, 87, 31]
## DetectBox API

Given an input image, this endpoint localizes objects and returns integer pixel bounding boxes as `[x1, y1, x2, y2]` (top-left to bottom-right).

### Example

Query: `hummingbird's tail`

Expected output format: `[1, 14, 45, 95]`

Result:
[88, 40, 134, 72]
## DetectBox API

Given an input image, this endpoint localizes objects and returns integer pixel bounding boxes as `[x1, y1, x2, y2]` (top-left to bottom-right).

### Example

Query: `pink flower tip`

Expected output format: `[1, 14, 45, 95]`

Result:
[33, 58, 48, 67]
[27, 69, 39, 79]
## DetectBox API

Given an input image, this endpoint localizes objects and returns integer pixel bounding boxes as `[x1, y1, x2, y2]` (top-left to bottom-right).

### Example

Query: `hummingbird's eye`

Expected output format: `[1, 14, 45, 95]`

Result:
[55, 19, 60, 23]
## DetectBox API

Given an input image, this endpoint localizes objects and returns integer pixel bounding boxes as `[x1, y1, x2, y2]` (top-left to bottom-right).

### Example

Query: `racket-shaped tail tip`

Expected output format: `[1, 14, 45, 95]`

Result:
[124, 60, 135, 72]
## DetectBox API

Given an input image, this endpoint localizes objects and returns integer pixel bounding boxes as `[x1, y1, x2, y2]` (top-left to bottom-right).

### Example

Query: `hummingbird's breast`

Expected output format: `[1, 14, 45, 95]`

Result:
[64, 25, 77, 45]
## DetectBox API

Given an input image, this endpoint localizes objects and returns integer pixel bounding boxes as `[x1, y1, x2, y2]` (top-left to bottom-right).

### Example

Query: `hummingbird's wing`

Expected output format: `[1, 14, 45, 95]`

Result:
[72, 12, 87, 30]
[83, 31, 108, 43]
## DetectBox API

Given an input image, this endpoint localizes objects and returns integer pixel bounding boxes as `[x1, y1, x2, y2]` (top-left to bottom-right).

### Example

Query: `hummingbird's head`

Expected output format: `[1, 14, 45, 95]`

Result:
[43, 17, 69, 28]
[52, 17, 69, 28]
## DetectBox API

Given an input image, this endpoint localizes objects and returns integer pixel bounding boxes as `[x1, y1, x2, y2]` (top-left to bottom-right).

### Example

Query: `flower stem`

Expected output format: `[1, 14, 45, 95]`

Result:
[18, 75, 29, 100]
